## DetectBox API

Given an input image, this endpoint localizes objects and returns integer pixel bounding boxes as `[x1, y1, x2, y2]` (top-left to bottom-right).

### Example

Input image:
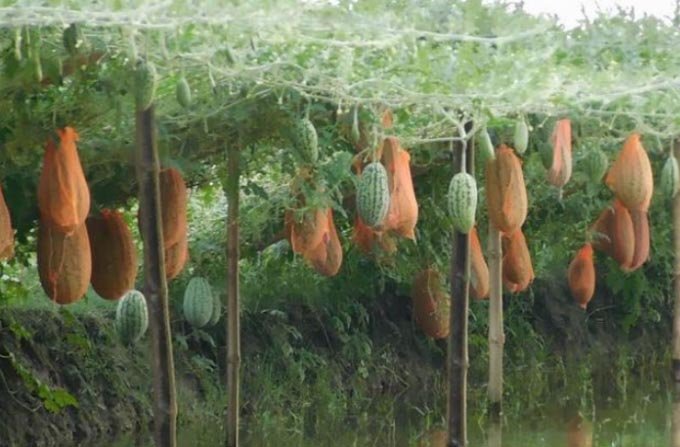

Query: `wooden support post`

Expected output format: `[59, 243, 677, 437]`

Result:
[135, 105, 178, 447]
[225, 144, 241, 447]
[671, 141, 680, 447]
[447, 123, 474, 447]
[487, 222, 503, 447]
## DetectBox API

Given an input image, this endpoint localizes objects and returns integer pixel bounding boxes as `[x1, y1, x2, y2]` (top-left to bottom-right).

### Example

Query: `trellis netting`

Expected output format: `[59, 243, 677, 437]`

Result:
[2, 0, 680, 149]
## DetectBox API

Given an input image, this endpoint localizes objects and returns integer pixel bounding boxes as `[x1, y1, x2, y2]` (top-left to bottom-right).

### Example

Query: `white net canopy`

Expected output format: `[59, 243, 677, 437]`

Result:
[2, 0, 680, 148]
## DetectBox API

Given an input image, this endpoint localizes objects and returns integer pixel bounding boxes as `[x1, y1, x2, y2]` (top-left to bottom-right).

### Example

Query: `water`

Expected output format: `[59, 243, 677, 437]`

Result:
[108, 393, 670, 446]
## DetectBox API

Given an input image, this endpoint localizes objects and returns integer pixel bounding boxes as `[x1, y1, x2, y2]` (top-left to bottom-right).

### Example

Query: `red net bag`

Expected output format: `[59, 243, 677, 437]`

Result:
[502, 229, 534, 293]
[86, 209, 138, 300]
[411, 268, 450, 339]
[470, 227, 489, 299]
[38, 219, 91, 304]
[165, 234, 189, 281]
[611, 200, 635, 269]
[382, 137, 418, 240]
[486, 145, 528, 234]
[307, 209, 343, 277]
[547, 119, 573, 189]
[289, 208, 329, 255]
[605, 133, 653, 211]
[590, 206, 614, 256]
[0, 185, 14, 261]
[38, 127, 90, 234]
[159, 168, 188, 247]
[568, 243, 595, 309]
[626, 209, 650, 272]
[352, 216, 375, 254]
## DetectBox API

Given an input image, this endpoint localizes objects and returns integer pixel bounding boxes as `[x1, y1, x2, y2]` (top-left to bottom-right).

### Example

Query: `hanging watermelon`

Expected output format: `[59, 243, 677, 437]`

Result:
[86, 209, 137, 300]
[660, 154, 680, 199]
[382, 137, 418, 240]
[306, 209, 343, 277]
[626, 209, 650, 272]
[547, 119, 572, 189]
[37, 219, 91, 305]
[38, 127, 90, 234]
[411, 268, 450, 339]
[485, 145, 528, 234]
[501, 229, 534, 293]
[470, 227, 489, 299]
[605, 133, 653, 211]
[0, 185, 14, 261]
[611, 200, 635, 270]
[568, 243, 595, 310]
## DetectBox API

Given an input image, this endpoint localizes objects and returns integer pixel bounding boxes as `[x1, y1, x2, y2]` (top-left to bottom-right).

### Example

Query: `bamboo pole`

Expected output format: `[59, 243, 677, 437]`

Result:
[487, 223, 503, 447]
[225, 144, 241, 447]
[671, 141, 680, 447]
[135, 105, 178, 447]
[447, 124, 474, 447]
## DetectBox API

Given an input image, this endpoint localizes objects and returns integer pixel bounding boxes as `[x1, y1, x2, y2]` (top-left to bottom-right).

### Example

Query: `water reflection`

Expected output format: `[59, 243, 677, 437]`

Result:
[566, 415, 593, 447]
[104, 392, 670, 446]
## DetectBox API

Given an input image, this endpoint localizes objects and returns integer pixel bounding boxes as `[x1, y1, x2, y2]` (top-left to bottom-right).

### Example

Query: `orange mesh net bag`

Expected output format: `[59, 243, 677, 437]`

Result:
[590, 200, 636, 269]
[38, 127, 90, 234]
[626, 209, 650, 272]
[611, 200, 635, 269]
[485, 144, 528, 234]
[411, 268, 450, 339]
[38, 219, 92, 305]
[306, 209, 343, 277]
[470, 227, 489, 299]
[159, 168, 188, 247]
[352, 216, 375, 254]
[86, 209, 138, 300]
[547, 119, 573, 189]
[502, 229, 534, 293]
[590, 206, 615, 256]
[352, 216, 398, 255]
[0, 185, 14, 261]
[165, 234, 189, 280]
[382, 137, 418, 240]
[568, 243, 596, 310]
[289, 208, 329, 255]
[605, 133, 653, 211]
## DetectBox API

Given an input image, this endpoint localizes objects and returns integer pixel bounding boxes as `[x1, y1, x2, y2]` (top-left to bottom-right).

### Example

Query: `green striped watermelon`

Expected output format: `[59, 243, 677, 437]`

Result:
[448, 172, 477, 233]
[183, 277, 214, 328]
[115, 290, 148, 345]
[356, 162, 390, 228]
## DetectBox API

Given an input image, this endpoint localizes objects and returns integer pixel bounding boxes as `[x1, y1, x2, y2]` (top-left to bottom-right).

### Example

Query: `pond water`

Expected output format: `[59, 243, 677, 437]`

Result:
[106, 391, 670, 446]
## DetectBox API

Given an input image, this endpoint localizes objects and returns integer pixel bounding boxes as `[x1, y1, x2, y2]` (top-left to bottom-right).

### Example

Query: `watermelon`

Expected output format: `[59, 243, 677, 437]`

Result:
[183, 277, 214, 328]
[115, 290, 149, 345]
[448, 172, 477, 233]
[660, 154, 680, 199]
[356, 162, 390, 228]
[514, 117, 529, 155]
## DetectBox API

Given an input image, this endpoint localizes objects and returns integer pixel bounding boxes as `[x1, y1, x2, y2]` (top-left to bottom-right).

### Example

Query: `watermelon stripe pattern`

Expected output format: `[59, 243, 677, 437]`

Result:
[115, 290, 148, 345]
[583, 148, 609, 184]
[661, 155, 680, 199]
[514, 118, 529, 155]
[448, 172, 478, 233]
[208, 292, 222, 326]
[183, 277, 214, 328]
[477, 128, 495, 165]
[356, 162, 390, 228]
[294, 118, 319, 164]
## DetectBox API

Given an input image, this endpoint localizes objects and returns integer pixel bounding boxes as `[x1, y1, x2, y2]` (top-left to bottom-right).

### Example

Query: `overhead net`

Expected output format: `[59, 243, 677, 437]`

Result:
[2, 0, 680, 146]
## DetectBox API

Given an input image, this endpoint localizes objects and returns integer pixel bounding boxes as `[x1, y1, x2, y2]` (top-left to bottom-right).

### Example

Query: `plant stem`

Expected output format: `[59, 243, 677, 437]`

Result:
[135, 105, 177, 447]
